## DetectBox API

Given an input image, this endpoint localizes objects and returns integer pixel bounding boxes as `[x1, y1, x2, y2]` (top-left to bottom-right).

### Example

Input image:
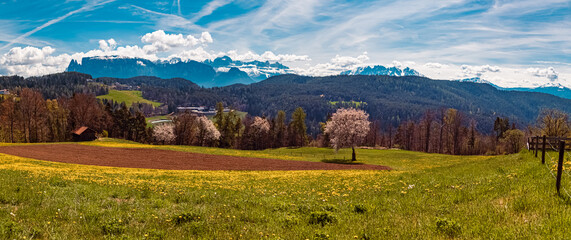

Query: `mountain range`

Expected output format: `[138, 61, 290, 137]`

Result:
[341, 65, 422, 77]
[456, 77, 571, 99]
[66, 56, 571, 100]
[66, 55, 295, 87]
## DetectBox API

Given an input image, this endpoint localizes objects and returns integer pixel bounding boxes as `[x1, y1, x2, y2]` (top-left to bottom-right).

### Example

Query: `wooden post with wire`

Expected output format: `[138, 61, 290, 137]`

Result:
[542, 135, 546, 164]
[556, 140, 565, 195]
[535, 136, 539, 157]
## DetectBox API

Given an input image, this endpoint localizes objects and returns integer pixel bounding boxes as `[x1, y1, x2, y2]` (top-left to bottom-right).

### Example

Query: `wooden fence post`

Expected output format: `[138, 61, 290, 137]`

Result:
[556, 140, 565, 195]
[542, 135, 546, 164]
[535, 136, 539, 157]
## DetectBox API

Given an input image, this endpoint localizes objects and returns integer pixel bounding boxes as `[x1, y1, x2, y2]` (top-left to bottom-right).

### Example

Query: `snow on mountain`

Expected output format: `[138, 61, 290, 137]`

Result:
[340, 65, 423, 77]
[204, 56, 295, 81]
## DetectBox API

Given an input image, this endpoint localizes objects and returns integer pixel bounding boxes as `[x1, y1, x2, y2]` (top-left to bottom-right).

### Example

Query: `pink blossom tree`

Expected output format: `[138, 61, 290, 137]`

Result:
[324, 108, 371, 161]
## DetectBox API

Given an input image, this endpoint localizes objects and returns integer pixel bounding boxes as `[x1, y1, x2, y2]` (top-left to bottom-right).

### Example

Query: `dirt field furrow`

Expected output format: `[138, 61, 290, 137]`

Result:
[0, 144, 391, 171]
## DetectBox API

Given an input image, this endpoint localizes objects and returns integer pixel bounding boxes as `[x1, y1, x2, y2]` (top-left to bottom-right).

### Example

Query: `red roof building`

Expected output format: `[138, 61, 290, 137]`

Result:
[72, 126, 97, 142]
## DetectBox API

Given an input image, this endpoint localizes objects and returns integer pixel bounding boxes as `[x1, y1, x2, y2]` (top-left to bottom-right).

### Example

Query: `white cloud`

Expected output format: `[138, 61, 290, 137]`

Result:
[295, 52, 369, 76]
[0, 30, 311, 77]
[424, 62, 446, 69]
[330, 53, 369, 68]
[200, 32, 213, 44]
[140, 30, 212, 54]
[461, 64, 501, 77]
[409, 61, 569, 88]
[224, 50, 310, 62]
[168, 47, 218, 62]
[527, 67, 558, 81]
[0, 46, 71, 76]
[98, 38, 117, 51]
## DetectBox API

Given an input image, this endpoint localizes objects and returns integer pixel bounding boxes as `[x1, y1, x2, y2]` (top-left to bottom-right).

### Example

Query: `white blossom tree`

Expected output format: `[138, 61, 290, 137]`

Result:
[251, 116, 270, 134]
[197, 116, 221, 146]
[153, 123, 175, 144]
[324, 108, 371, 161]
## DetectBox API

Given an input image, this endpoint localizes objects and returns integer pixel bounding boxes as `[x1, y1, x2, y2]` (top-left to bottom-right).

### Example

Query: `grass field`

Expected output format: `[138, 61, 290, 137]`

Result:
[1, 139, 570, 239]
[97, 90, 162, 107]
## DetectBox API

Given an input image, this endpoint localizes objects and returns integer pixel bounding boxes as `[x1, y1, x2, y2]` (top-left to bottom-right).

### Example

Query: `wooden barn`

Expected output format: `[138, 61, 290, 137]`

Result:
[72, 126, 97, 142]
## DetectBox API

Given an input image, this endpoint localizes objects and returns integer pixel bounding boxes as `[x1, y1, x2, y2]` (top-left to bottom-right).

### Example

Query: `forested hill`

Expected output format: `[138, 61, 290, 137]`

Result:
[0, 72, 107, 99]
[2, 72, 571, 135]
[219, 74, 571, 133]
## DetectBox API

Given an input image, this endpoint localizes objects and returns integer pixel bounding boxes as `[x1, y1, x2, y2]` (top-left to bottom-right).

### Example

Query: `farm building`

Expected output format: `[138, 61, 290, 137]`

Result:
[72, 126, 98, 142]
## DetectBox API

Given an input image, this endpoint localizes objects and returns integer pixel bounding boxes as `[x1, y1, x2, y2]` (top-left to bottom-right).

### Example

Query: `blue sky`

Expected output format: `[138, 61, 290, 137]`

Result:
[0, 0, 570, 87]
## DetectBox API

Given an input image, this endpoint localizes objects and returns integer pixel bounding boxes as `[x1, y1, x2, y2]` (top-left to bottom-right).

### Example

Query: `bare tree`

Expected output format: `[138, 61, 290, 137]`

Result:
[46, 99, 69, 142]
[68, 93, 106, 131]
[501, 129, 525, 154]
[1, 96, 18, 143]
[18, 88, 47, 143]
[538, 109, 569, 137]
[173, 113, 198, 145]
[444, 108, 465, 155]
[421, 110, 434, 152]
[324, 108, 371, 161]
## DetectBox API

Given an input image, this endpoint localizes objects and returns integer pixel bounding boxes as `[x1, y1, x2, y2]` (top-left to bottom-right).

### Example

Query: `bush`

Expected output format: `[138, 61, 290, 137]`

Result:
[308, 211, 336, 226]
[435, 218, 461, 237]
[353, 204, 368, 214]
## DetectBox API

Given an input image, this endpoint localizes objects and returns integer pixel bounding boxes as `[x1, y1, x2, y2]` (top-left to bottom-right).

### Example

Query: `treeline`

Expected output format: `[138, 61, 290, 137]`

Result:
[0, 88, 150, 143]
[0, 72, 107, 99]
[387, 109, 522, 155]
[1, 87, 563, 156]
[162, 104, 310, 150]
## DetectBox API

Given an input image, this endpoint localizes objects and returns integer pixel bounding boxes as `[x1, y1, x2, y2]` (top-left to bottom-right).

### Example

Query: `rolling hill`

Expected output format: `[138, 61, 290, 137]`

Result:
[215, 74, 571, 133]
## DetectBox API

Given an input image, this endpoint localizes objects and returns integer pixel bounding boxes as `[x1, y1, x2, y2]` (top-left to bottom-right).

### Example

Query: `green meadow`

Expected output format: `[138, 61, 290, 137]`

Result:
[0, 139, 570, 239]
[97, 90, 162, 107]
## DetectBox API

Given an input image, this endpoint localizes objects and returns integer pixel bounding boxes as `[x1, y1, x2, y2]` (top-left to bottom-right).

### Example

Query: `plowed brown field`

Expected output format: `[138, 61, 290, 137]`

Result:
[0, 144, 391, 171]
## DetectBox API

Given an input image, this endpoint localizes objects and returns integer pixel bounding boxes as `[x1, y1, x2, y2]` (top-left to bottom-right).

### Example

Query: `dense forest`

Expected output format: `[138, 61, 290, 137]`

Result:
[0, 72, 107, 99]
[99, 74, 571, 135]
[3, 72, 571, 137]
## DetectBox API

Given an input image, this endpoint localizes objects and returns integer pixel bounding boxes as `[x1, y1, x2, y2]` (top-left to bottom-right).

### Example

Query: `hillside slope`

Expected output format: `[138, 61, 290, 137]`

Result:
[221, 74, 571, 133]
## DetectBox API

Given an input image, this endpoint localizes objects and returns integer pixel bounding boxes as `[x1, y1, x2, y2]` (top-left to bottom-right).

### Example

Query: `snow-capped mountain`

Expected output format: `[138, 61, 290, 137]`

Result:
[66, 56, 254, 87]
[454, 77, 500, 88]
[453, 77, 571, 99]
[341, 65, 423, 77]
[204, 56, 294, 81]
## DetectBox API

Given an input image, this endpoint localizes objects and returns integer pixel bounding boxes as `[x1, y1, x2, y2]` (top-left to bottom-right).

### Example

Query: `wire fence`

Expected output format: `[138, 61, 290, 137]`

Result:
[530, 136, 571, 199]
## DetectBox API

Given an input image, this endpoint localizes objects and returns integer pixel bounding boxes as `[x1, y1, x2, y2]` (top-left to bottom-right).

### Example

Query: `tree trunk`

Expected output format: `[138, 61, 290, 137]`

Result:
[352, 146, 356, 162]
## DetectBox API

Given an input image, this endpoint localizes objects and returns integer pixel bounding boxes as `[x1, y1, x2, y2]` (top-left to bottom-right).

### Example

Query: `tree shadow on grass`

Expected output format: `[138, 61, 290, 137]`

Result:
[321, 159, 364, 165]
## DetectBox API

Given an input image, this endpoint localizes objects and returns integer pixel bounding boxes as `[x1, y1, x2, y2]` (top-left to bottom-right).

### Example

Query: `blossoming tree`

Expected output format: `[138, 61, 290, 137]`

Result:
[153, 123, 175, 144]
[324, 108, 371, 161]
